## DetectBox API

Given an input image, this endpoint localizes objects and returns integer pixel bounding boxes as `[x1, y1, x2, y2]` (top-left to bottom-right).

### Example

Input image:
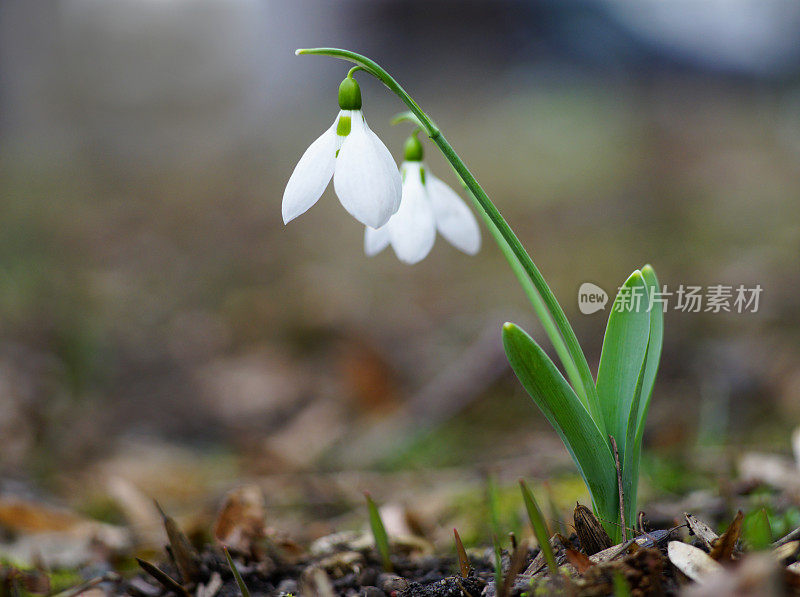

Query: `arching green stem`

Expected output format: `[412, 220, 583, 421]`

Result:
[296, 47, 601, 424]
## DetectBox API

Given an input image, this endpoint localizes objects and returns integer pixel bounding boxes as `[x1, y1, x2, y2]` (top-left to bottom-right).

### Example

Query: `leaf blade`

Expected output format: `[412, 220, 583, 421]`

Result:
[502, 322, 619, 539]
[596, 270, 651, 461]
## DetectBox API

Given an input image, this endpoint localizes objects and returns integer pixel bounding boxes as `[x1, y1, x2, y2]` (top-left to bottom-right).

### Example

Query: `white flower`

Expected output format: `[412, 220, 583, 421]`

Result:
[282, 109, 401, 229]
[364, 161, 481, 264]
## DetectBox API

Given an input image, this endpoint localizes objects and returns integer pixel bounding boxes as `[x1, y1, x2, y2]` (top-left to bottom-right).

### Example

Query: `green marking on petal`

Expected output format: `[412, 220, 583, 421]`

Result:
[420, 167, 426, 185]
[337, 115, 351, 137]
[335, 149, 340, 158]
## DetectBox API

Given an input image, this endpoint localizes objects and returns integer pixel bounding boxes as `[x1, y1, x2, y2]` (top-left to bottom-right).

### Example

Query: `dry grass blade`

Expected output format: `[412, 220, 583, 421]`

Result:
[54, 573, 122, 597]
[709, 510, 743, 561]
[573, 503, 612, 555]
[453, 528, 471, 579]
[608, 435, 627, 542]
[155, 500, 200, 584]
[136, 558, 191, 597]
[223, 547, 251, 597]
[774, 526, 800, 548]
[499, 541, 530, 597]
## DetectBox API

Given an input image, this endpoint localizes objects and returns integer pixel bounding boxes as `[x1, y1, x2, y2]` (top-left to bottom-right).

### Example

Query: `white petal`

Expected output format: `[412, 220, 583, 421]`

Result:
[387, 163, 436, 264]
[333, 111, 401, 228]
[427, 173, 481, 255]
[282, 117, 339, 224]
[364, 225, 390, 256]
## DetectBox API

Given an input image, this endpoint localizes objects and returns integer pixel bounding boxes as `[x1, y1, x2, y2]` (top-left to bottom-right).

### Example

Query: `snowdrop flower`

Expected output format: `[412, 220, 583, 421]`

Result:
[282, 75, 401, 229]
[364, 133, 481, 264]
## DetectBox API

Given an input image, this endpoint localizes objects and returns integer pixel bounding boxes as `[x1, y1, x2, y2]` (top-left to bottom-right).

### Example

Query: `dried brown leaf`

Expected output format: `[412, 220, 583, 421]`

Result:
[213, 485, 267, 555]
[709, 510, 742, 562]
[155, 501, 200, 584]
[453, 528, 471, 579]
[564, 548, 595, 574]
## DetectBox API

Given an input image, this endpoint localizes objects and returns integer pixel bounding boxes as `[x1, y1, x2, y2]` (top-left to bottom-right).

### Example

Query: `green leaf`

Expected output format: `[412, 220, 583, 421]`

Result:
[519, 480, 558, 577]
[637, 265, 664, 438]
[742, 508, 772, 550]
[223, 547, 251, 597]
[596, 270, 651, 461]
[502, 322, 620, 540]
[492, 535, 504, 596]
[620, 266, 664, 530]
[365, 492, 393, 572]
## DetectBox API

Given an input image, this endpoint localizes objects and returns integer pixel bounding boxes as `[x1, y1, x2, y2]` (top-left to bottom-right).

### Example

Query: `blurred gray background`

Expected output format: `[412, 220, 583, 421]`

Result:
[1, 0, 799, 514]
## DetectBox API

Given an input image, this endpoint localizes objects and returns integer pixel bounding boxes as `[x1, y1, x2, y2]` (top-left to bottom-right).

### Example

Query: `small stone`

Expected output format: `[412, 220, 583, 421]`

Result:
[276, 578, 298, 595]
[358, 568, 379, 587]
[361, 587, 385, 597]
[380, 573, 409, 593]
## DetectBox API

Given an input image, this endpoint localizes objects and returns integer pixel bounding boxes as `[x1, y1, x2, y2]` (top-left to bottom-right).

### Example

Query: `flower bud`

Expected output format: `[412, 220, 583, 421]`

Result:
[403, 131, 424, 162]
[338, 76, 362, 110]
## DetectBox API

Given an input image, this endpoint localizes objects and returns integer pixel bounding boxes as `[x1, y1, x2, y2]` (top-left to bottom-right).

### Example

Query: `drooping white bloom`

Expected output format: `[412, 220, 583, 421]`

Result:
[365, 161, 481, 264]
[282, 109, 402, 229]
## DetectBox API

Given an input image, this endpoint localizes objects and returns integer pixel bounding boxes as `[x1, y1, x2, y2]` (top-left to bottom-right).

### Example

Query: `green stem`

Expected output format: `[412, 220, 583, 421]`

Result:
[296, 47, 602, 424]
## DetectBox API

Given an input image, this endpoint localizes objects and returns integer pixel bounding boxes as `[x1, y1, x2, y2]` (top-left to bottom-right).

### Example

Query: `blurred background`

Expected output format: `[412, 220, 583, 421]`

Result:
[1, 0, 800, 555]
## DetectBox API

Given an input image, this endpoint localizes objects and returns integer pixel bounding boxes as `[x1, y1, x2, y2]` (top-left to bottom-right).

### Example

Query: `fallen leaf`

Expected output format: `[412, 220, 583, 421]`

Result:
[565, 548, 595, 574]
[668, 541, 724, 584]
[685, 513, 719, 551]
[213, 485, 266, 554]
[709, 510, 743, 561]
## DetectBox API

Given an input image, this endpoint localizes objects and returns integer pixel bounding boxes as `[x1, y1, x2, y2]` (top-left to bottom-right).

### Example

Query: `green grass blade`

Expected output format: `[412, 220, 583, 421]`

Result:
[595, 270, 651, 463]
[365, 492, 393, 572]
[502, 322, 619, 540]
[222, 547, 251, 597]
[519, 480, 558, 577]
[492, 535, 503, 596]
[612, 570, 632, 597]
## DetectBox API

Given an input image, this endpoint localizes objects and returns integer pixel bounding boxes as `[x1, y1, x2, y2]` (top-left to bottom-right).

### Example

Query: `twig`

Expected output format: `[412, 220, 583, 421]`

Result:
[609, 435, 626, 542]
[774, 525, 800, 548]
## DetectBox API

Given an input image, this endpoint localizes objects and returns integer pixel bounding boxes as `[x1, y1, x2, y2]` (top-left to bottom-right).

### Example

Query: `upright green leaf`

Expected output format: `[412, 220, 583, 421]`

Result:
[619, 265, 664, 530]
[365, 492, 393, 572]
[596, 270, 651, 463]
[520, 480, 558, 577]
[742, 508, 772, 550]
[637, 265, 664, 437]
[503, 323, 620, 540]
